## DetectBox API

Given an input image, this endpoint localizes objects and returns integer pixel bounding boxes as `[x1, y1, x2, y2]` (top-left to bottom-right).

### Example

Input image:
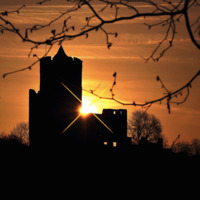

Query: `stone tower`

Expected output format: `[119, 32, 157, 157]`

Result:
[29, 46, 82, 148]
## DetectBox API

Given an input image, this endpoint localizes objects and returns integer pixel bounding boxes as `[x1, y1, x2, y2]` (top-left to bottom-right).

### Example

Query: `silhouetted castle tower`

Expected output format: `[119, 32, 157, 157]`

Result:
[29, 46, 129, 149]
[29, 46, 82, 147]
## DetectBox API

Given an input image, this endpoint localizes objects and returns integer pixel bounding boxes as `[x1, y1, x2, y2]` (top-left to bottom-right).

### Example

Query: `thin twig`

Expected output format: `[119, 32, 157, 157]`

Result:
[83, 70, 200, 112]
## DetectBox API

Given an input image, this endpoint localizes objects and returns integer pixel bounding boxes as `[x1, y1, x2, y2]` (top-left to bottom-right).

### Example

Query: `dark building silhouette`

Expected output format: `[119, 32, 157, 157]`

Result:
[29, 46, 129, 150]
[1, 47, 200, 164]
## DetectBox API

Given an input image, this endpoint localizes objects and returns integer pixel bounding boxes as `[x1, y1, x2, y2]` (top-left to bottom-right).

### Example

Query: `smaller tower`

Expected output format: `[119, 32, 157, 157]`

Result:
[99, 109, 128, 147]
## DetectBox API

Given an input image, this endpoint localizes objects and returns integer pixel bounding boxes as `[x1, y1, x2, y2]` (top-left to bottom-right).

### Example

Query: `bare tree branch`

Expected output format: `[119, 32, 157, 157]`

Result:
[1, 0, 199, 113]
[1, 0, 199, 67]
[3, 45, 53, 78]
[83, 70, 200, 113]
[184, 0, 200, 49]
[37, 0, 51, 5]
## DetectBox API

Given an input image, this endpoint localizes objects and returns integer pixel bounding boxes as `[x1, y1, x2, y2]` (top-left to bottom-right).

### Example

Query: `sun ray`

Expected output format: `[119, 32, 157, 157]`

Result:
[61, 82, 82, 103]
[62, 114, 81, 134]
[60, 81, 82, 134]
[89, 86, 108, 106]
[92, 113, 114, 134]
[60, 81, 113, 135]
[80, 97, 98, 114]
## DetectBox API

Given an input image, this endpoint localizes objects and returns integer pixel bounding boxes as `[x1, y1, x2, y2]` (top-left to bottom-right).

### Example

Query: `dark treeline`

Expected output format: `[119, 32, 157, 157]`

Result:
[0, 133, 200, 165]
[1, 120, 200, 163]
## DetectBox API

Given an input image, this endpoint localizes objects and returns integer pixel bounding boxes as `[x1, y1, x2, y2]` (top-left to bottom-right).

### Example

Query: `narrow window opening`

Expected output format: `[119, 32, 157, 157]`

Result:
[113, 142, 117, 147]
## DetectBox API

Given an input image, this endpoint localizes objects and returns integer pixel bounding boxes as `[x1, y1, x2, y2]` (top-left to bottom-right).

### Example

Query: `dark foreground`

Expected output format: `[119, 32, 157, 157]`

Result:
[1, 138, 199, 164]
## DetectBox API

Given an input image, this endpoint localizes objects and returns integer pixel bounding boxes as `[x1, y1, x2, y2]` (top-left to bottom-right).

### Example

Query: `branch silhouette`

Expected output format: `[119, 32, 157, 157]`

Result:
[1, 0, 199, 77]
[2, 45, 53, 78]
[83, 70, 200, 113]
[1, 0, 199, 112]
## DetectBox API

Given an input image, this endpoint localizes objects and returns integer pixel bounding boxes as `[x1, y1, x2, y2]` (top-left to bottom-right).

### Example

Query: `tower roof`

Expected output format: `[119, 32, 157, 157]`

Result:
[54, 45, 68, 60]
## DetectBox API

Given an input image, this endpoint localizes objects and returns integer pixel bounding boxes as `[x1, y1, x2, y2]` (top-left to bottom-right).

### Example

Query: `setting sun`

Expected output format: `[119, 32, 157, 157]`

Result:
[80, 97, 98, 115]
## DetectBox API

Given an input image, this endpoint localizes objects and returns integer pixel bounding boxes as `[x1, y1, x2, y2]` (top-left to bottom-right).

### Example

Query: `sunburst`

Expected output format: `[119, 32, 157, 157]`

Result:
[60, 82, 113, 134]
[80, 97, 98, 115]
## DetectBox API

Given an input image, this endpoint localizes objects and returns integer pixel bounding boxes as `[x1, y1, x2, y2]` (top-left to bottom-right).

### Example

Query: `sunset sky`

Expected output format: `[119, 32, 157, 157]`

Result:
[0, 0, 199, 145]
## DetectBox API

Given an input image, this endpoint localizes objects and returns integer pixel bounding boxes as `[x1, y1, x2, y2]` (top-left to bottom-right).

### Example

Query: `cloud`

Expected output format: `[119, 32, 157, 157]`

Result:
[113, 31, 192, 46]
[4, 6, 59, 24]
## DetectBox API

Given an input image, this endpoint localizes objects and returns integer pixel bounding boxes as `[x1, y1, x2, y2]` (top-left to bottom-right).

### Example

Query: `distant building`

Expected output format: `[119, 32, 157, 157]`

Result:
[29, 46, 129, 150]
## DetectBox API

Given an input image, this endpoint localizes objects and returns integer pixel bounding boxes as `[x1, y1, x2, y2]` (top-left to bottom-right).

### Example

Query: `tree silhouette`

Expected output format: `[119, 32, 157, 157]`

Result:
[172, 139, 200, 156]
[0, 0, 200, 112]
[190, 139, 200, 156]
[10, 122, 29, 146]
[128, 110, 164, 144]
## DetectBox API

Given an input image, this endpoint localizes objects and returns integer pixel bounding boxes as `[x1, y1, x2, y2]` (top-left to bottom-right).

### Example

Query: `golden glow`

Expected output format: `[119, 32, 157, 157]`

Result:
[89, 86, 108, 106]
[113, 142, 117, 147]
[60, 81, 112, 134]
[80, 97, 98, 115]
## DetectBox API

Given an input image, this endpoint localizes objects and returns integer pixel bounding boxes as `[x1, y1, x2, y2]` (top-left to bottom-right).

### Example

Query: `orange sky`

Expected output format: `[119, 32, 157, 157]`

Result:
[0, 0, 199, 145]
